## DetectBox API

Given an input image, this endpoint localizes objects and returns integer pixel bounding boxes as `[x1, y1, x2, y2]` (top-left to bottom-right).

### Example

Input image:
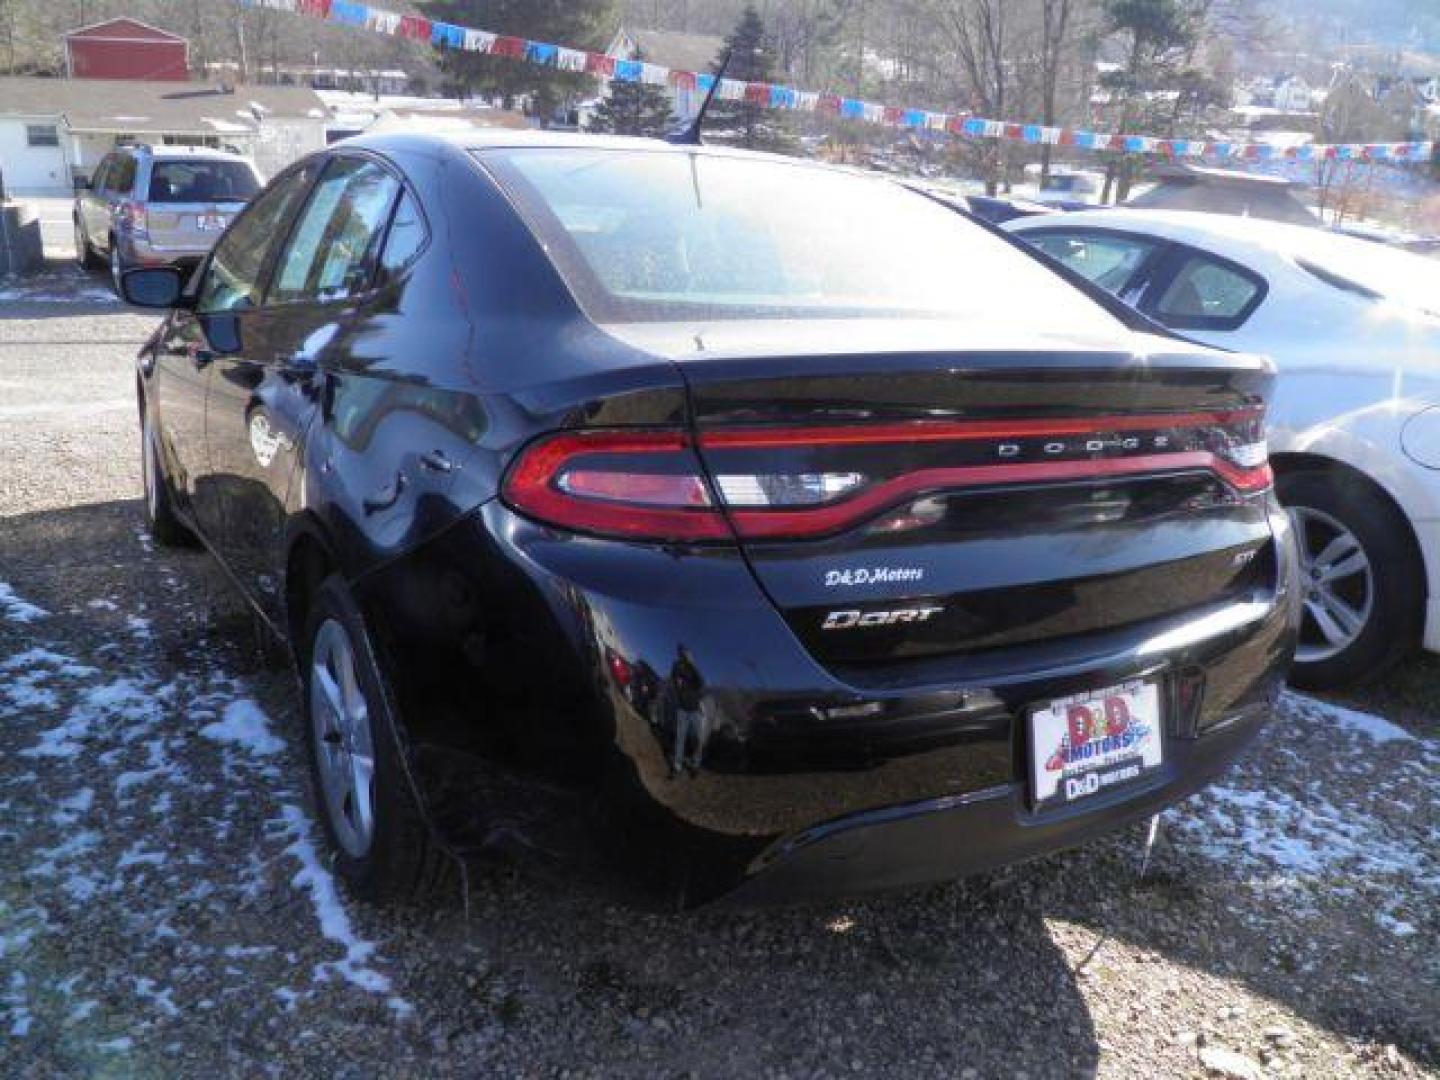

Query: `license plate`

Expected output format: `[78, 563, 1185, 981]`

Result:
[1029, 679, 1163, 809]
[197, 213, 227, 232]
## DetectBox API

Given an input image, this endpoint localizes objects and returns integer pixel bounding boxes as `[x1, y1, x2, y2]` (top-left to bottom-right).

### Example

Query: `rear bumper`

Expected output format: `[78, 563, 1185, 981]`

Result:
[356, 499, 1299, 908]
[727, 696, 1268, 904]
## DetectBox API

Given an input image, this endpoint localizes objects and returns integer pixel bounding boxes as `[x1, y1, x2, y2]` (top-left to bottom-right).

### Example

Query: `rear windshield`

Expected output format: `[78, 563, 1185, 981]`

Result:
[147, 160, 260, 203]
[480, 147, 1127, 329]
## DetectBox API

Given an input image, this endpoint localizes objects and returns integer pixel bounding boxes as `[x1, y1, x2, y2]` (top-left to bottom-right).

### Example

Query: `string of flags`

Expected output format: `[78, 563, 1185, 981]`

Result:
[242, 0, 1437, 165]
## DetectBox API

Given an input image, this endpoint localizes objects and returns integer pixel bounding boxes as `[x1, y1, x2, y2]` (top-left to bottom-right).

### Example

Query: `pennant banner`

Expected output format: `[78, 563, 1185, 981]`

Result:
[242, 0, 1437, 165]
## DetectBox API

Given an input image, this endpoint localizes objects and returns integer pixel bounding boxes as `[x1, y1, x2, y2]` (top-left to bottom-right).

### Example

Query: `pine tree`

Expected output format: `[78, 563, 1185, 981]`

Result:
[705, 5, 795, 154]
[587, 47, 675, 138]
[423, 0, 613, 122]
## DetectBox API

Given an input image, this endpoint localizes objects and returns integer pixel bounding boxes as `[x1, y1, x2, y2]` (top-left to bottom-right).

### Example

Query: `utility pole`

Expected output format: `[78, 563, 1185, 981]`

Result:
[235, 0, 248, 84]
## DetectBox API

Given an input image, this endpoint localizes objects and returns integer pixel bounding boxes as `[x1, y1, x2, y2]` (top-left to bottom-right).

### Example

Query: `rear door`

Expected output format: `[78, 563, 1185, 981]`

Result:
[144, 158, 261, 256]
[204, 153, 400, 626]
[80, 155, 112, 248]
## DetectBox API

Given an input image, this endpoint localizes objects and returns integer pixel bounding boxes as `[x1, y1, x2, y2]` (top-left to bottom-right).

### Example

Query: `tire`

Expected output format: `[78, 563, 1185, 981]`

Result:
[140, 409, 196, 547]
[109, 239, 127, 298]
[1277, 468, 1422, 690]
[75, 218, 98, 271]
[301, 574, 448, 902]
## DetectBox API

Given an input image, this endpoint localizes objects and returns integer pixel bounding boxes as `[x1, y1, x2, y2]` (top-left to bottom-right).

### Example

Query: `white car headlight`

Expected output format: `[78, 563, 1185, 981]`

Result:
[1401, 405, 1440, 470]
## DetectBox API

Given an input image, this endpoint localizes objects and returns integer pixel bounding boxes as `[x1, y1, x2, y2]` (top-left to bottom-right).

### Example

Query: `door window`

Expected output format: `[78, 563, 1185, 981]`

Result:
[108, 154, 137, 196]
[1027, 232, 1156, 294]
[90, 156, 113, 191]
[1153, 255, 1264, 329]
[197, 165, 316, 313]
[268, 157, 400, 304]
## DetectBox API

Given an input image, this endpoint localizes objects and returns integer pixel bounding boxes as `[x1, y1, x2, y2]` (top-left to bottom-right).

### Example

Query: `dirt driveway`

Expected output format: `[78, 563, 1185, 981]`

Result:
[1, 269, 1436, 1078]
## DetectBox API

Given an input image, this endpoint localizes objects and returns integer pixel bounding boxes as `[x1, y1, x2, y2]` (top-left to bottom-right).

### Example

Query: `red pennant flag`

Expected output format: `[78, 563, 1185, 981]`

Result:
[585, 53, 615, 77]
[398, 15, 431, 40]
[818, 93, 842, 114]
[491, 36, 525, 58]
[670, 69, 696, 91]
[744, 82, 770, 105]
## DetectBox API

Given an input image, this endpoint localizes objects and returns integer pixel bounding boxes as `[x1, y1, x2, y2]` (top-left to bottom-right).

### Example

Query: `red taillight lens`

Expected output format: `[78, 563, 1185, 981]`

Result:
[502, 430, 730, 541]
[120, 201, 148, 234]
[502, 411, 1271, 544]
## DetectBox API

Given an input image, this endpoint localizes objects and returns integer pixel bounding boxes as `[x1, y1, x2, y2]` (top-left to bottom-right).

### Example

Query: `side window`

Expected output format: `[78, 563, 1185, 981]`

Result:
[1154, 255, 1263, 329]
[378, 192, 426, 279]
[268, 157, 400, 304]
[108, 155, 137, 196]
[197, 165, 316, 314]
[90, 156, 113, 191]
[1028, 232, 1156, 294]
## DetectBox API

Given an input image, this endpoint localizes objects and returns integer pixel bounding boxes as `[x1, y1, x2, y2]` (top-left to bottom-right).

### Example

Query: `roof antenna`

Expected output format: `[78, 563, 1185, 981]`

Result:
[667, 48, 731, 145]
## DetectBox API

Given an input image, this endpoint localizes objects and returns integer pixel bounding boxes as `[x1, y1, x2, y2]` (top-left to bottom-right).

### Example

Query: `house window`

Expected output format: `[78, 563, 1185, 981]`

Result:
[25, 124, 59, 148]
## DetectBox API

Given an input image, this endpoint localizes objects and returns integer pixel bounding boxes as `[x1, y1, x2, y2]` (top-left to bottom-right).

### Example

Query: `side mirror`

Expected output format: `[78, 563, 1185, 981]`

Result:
[73, 175, 91, 191]
[121, 267, 191, 309]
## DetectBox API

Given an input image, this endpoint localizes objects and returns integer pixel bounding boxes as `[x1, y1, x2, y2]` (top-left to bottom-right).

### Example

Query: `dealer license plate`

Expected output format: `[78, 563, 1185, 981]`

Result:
[1029, 679, 1163, 809]
[197, 213, 227, 232]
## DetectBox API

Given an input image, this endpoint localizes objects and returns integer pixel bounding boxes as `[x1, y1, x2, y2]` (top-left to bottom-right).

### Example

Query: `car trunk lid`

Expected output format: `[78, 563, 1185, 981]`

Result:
[654, 320, 1276, 669]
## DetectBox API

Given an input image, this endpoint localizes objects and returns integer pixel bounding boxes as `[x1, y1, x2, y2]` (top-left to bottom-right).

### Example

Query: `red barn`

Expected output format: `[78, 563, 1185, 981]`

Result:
[65, 18, 189, 82]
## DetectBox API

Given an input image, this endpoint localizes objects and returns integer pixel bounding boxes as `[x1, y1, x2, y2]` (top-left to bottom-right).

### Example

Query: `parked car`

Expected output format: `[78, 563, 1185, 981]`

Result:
[1006, 208, 1440, 689]
[122, 132, 1296, 907]
[74, 143, 262, 294]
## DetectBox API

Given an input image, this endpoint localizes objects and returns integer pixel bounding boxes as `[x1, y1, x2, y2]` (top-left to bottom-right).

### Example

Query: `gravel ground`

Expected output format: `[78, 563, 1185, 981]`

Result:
[1, 266, 1437, 1079]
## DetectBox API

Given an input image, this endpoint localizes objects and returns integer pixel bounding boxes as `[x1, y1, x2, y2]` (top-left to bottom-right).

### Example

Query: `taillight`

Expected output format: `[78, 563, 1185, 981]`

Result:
[119, 201, 148, 235]
[502, 410, 1271, 543]
[502, 430, 730, 541]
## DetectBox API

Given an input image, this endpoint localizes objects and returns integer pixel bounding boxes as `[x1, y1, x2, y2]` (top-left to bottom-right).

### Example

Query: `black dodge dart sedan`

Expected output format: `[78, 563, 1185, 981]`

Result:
[124, 131, 1298, 907]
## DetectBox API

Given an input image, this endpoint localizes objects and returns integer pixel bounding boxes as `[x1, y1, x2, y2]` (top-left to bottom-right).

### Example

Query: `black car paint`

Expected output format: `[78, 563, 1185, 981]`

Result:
[138, 133, 1298, 907]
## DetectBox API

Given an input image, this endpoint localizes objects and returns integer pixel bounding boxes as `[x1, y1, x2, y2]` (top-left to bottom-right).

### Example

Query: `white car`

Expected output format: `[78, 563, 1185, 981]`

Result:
[1005, 209, 1440, 689]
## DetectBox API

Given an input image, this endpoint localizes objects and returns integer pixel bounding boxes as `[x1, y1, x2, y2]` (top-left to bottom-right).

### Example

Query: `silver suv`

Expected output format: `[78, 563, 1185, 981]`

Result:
[74, 144, 262, 294]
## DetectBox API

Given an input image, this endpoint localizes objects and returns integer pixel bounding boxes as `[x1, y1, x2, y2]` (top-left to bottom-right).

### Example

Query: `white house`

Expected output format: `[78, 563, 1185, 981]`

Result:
[0, 76, 328, 196]
[1272, 75, 1314, 114]
[603, 27, 725, 123]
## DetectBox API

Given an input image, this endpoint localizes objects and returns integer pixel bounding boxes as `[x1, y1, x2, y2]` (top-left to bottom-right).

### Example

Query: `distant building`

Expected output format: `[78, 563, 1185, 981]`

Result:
[1272, 75, 1314, 114]
[604, 27, 725, 122]
[0, 76, 327, 195]
[65, 18, 189, 82]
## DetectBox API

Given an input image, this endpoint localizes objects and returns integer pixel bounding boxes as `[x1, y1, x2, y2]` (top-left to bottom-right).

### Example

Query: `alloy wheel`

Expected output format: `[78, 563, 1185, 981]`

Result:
[110, 245, 123, 294]
[74, 221, 87, 267]
[309, 618, 377, 858]
[1289, 505, 1374, 663]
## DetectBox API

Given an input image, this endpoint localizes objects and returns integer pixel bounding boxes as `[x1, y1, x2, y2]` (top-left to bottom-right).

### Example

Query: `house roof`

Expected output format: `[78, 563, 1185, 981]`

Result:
[0, 76, 326, 134]
[65, 17, 185, 42]
[610, 27, 724, 73]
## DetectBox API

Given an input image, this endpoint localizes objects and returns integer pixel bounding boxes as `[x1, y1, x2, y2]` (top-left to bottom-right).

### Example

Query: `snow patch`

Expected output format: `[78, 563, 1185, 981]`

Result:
[200, 699, 284, 757]
[1284, 691, 1417, 745]
[279, 803, 411, 1015]
[0, 582, 48, 623]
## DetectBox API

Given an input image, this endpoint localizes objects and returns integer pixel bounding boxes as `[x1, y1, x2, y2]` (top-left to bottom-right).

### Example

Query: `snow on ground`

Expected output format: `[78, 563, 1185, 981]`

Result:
[1170, 691, 1438, 939]
[0, 578, 408, 1046]
[0, 581, 49, 623]
[0, 270, 117, 304]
